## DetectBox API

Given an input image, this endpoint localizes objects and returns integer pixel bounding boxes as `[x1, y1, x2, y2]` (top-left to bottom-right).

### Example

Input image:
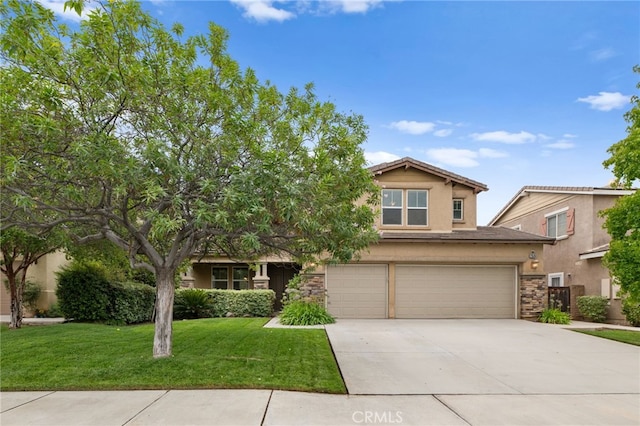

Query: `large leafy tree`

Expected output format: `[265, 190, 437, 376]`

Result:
[602, 65, 640, 300]
[0, 0, 378, 357]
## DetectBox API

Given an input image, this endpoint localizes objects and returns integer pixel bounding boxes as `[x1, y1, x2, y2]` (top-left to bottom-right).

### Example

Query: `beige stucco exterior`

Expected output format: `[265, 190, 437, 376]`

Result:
[0, 250, 69, 316]
[490, 187, 635, 324]
[187, 157, 553, 319]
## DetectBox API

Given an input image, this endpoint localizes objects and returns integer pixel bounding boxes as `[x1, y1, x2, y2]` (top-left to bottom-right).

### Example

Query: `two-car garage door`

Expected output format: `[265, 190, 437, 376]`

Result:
[326, 264, 516, 319]
[395, 265, 516, 319]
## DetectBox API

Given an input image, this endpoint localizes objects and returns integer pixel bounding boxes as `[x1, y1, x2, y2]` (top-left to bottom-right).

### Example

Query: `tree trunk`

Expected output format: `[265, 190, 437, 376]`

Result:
[153, 270, 175, 358]
[8, 273, 24, 329]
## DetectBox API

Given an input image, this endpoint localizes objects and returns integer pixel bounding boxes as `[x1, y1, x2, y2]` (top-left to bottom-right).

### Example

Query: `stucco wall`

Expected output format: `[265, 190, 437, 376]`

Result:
[0, 250, 69, 315]
[374, 168, 477, 232]
[494, 192, 626, 322]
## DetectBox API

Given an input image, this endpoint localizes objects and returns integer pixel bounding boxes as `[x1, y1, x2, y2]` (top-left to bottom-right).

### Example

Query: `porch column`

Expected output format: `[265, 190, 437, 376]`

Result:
[180, 266, 195, 288]
[253, 263, 270, 290]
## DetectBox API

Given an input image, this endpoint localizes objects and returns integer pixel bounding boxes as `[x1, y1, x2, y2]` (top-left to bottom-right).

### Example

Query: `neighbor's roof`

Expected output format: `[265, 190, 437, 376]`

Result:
[579, 243, 610, 260]
[379, 226, 555, 244]
[369, 157, 488, 193]
[488, 185, 637, 226]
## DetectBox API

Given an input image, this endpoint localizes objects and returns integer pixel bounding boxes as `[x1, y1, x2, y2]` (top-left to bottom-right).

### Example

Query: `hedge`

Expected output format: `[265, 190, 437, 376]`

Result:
[175, 289, 275, 318]
[576, 295, 609, 323]
[56, 262, 155, 324]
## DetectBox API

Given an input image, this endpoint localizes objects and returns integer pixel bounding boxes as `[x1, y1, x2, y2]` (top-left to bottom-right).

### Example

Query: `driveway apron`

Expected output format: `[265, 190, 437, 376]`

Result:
[325, 319, 640, 395]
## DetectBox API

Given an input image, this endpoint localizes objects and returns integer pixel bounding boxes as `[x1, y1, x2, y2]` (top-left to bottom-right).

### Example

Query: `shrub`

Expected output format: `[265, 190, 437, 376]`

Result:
[56, 262, 155, 324]
[108, 281, 156, 324]
[539, 308, 571, 324]
[174, 289, 275, 319]
[174, 289, 214, 320]
[621, 297, 640, 327]
[577, 296, 609, 323]
[279, 300, 335, 326]
[282, 275, 303, 307]
[208, 289, 275, 317]
[45, 303, 63, 318]
[22, 280, 42, 313]
[56, 262, 111, 321]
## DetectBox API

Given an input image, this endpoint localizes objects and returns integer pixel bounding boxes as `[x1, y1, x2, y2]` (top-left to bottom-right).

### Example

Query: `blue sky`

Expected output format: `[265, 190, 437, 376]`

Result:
[44, 0, 639, 224]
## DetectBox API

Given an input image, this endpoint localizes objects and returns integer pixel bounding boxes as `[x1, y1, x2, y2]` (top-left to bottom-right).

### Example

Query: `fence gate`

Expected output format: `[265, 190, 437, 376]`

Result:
[548, 287, 571, 312]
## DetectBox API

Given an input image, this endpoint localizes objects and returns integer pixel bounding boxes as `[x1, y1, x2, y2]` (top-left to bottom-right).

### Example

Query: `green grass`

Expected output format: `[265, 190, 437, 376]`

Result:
[0, 318, 346, 393]
[574, 329, 640, 346]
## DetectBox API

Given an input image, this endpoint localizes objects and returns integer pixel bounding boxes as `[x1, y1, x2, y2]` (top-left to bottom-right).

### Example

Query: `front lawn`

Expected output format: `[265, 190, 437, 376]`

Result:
[574, 329, 640, 346]
[0, 318, 346, 393]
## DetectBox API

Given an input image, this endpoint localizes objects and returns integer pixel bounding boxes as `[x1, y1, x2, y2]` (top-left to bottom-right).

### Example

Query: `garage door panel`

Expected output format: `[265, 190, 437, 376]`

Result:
[326, 264, 387, 319]
[396, 265, 516, 319]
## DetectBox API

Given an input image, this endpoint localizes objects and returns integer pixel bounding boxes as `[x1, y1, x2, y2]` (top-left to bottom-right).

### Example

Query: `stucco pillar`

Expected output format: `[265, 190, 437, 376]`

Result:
[180, 267, 195, 288]
[253, 263, 270, 290]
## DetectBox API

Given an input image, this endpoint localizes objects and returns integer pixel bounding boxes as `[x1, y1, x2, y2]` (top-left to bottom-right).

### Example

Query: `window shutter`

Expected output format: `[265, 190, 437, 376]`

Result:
[541, 218, 547, 236]
[566, 208, 575, 235]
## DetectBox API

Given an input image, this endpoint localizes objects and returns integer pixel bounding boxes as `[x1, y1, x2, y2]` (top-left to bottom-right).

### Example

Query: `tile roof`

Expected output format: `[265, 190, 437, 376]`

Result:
[369, 157, 488, 193]
[487, 186, 637, 226]
[379, 226, 555, 244]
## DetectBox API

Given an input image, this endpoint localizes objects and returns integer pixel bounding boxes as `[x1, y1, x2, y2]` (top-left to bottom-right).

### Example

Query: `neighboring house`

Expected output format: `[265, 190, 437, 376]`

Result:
[488, 186, 636, 324]
[188, 157, 554, 319]
[0, 251, 68, 316]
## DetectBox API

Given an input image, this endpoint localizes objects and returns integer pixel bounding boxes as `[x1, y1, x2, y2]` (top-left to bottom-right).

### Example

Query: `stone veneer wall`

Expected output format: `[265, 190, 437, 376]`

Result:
[299, 274, 326, 303]
[520, 275, 547, 319]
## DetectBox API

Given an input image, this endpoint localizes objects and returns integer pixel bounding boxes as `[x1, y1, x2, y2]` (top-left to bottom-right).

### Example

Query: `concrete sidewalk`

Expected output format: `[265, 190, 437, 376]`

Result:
[2, 389, 639, 426]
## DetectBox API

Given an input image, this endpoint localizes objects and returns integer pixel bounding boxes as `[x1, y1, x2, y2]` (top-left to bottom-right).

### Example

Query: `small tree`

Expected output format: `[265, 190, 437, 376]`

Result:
[0, 227, 64, 328]
[602, 65, 640, 301]
[1, 0, 378, 356]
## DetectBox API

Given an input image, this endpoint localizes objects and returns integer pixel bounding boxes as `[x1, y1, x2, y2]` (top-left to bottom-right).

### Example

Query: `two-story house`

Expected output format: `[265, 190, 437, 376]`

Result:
[187, 157, 554, 319]
[488, 186, 636, 323]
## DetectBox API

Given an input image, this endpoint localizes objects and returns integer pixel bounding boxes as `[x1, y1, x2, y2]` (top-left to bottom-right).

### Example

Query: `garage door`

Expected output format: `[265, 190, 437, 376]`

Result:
[396, 265, 516, 319]
[326, 264, 387, 318]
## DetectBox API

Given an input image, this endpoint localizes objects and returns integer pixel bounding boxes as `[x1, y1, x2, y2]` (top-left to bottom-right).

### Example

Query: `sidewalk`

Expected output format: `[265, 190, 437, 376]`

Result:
[2, 389, 639, 426]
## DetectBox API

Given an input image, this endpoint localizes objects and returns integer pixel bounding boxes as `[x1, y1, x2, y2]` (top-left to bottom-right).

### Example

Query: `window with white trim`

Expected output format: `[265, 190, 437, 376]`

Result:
[212, 265, 250, 290]
[407, 190, 428, 225]
[453, 199, 463, 221]
[548, 273, 564, 287]
[382, 189, 403, 225]
[543, 207, 575, 238]
[382, 189, 428, 226]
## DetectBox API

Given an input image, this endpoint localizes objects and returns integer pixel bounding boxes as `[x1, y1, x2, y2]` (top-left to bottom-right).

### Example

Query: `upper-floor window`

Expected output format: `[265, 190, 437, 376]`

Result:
[543, 208, 575, 238]
[382, 189, 428, 226]
[453, 199, 463, 221]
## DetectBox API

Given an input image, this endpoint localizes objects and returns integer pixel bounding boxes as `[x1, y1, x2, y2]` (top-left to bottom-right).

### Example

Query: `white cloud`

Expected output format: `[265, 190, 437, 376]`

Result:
[230, 0, 386, 21]
[389, 120, 435, 135]
[433, 129, 453, 137]
[230, 0, 296, 23]
[38, 0, 96, 22]
[577, 92, 631, 111]
[328, 0, 384, 13]
[427, 148, 479, 168]
[365, 151, 400, 165]
[563, 133, 578, 138]
[470, 130, 536, 144]
[545, 140, 575, 149]
[478, 148, 508, 158]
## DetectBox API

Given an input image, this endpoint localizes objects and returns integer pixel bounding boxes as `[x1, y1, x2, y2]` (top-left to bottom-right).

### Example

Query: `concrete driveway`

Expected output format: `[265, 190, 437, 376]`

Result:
[325, 319, 640, 395]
